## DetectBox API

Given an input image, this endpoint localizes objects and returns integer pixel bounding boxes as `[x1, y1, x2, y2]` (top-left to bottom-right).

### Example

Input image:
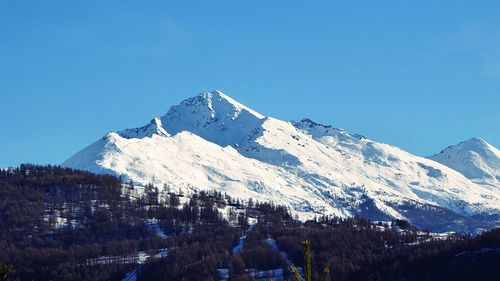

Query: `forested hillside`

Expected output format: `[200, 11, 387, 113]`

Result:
[0, 165, 238, 280]
[0, 165, 498, 281]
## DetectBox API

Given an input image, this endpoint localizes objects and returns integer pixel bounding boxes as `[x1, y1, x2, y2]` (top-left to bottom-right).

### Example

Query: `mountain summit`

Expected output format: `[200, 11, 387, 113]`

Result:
[63, 90, 500, 232]
[159, 91, 266, 147]
[429, 138, 500, 187]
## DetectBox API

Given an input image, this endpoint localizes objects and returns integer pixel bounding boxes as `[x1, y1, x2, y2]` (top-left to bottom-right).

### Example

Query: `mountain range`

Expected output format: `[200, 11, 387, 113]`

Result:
[63, 90, 500, 232]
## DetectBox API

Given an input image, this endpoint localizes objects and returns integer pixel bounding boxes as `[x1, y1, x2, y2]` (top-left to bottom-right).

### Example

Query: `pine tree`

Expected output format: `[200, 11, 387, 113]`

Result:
[290, 240, 329, 281]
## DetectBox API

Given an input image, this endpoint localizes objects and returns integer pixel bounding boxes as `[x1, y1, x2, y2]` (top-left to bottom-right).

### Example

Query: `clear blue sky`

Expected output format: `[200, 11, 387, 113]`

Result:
[1, 1, 499, 167]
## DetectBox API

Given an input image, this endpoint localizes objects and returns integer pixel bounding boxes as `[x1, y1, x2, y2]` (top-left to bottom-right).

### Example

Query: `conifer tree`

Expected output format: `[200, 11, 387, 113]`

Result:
[290, 240, 329, 281]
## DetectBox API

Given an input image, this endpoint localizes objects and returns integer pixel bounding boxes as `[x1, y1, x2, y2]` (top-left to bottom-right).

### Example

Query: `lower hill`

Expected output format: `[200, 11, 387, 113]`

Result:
[1, 165, 499, 281]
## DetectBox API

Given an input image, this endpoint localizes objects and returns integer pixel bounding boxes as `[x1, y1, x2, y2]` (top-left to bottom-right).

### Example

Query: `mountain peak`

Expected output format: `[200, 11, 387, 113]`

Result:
[469, 137, 485, 142]
[180, 90, 265, 120]
[464, 137, 489, 147]
[429, 138, 500, 184]
[440, 137, 497, 155]
[118, 117, 169, 139]
[297, 118, 333, 129]
[160, 90, 266, 147]
[293, 118, 366, 141]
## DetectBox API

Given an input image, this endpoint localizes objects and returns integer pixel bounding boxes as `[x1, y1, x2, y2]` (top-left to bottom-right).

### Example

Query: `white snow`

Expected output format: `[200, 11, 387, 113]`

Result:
[217, 268, 229, 281]
[232, 223, 256, 255]
[429, 138, 500, 188]
[122, 270, 137, 281]
[246, 268, 284, 281]
[144, 218, 168, 239]
[62, 90, 500, 231]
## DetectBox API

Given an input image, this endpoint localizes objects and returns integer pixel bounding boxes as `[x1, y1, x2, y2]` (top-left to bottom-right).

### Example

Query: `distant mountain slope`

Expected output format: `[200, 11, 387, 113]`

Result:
[63, 90, 500, 232]
[428, 138, 500, 188]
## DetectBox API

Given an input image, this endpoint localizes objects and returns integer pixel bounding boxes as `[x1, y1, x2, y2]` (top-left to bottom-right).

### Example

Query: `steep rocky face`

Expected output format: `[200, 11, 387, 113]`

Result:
[62, 90, 500, 232]
[159, 91, 266, 148]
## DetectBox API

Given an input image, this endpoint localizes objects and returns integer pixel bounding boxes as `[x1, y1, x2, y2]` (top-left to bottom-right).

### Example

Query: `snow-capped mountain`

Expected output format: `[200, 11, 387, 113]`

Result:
[63, 90, 500, 232]
[428, 138, 500, 188]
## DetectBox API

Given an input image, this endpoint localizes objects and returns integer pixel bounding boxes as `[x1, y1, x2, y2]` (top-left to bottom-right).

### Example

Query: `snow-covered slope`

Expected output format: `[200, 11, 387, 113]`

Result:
[428, 138, 500, 188]
[63, 90, 500, 232]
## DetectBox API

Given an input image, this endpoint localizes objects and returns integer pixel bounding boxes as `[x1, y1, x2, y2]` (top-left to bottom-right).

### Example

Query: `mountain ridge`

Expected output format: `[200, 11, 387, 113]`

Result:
[63, 90, 500, 232]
